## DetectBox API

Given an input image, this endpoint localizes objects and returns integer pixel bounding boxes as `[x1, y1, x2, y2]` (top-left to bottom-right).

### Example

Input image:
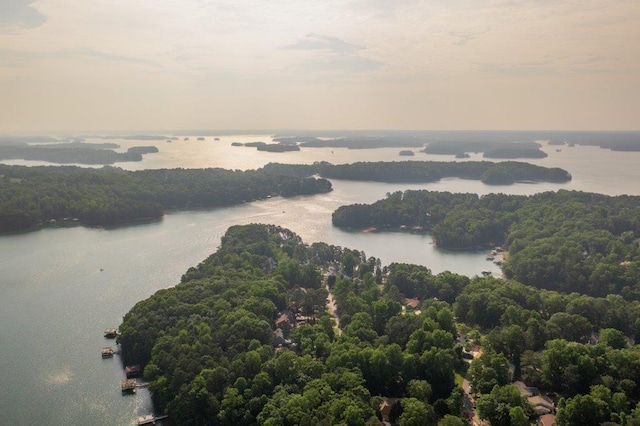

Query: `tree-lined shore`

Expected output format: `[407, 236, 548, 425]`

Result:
[0, 165, 332, 233]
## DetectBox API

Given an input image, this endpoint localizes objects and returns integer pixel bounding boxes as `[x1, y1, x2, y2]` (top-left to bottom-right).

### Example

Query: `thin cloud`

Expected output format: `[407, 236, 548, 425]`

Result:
[300, 55, 384, 74]
[0, 47, 158, 67]
[476, 60, 560, 78]
[0, 0, 46, 30]
[54, 48, 158, 66]
[282, 33, 361, 54]
[282, 33, 383, 75]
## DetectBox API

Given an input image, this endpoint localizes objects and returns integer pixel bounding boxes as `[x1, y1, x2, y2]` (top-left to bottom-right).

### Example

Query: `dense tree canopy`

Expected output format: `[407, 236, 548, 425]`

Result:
[333, 190, 640, 299]
[117, 223, 640, 424]
[0, 165, 332, 232]
[261, 160, 571, 185]
[118, 225, 469, 424]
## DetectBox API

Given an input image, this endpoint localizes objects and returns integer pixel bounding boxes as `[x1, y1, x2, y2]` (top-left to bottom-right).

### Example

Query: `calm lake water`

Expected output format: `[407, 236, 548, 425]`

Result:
[2, 135, 640, 424]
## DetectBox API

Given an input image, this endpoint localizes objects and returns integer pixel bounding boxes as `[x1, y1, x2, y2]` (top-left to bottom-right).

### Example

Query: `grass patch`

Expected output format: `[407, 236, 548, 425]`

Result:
[455, 372, 464, 387]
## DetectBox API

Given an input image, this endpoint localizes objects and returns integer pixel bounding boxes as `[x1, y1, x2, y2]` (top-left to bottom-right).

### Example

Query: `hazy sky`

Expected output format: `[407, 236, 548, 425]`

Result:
[1, 0, 639, 132]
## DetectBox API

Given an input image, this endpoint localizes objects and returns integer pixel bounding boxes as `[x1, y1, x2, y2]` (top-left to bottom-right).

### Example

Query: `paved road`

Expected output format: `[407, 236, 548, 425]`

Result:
[323, 278, 342, 336]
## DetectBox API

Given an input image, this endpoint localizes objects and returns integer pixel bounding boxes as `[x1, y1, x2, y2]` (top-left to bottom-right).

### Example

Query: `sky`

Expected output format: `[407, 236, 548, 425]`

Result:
[1, 0, 639, 132]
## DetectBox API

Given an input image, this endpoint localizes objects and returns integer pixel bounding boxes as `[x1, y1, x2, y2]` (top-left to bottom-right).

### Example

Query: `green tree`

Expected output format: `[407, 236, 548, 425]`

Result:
[556, 394, 608, 426]
[475, 385, 533, 426]
[399, 398, 436, 426]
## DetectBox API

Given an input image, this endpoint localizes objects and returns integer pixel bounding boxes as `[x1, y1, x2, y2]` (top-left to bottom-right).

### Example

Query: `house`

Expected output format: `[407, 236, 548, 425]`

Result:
[456, 333, 468, 345]
[529, 396, 555, 415]
[275, 310, 295, 333]
[538, 413, 556, 426]
[273, 328, 291, 347]
[514, 381, 555, 417]
[514, 381, 539, 397]
[403, 298, 420, 310]
[378, 397, 400, 425]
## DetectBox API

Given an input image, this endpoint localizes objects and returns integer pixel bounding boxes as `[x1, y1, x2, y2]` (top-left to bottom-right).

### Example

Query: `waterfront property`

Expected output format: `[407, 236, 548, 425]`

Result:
[121, 379, 136, 394]
[125, 364, 141, 378]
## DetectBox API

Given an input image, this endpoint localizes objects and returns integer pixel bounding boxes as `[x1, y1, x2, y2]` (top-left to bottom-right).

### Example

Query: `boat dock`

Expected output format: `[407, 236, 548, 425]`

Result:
[120, 379, 151, 394]
[125, 364, 141, 378]
[121, 379, 136, 393]
[137, 414, 169, 425]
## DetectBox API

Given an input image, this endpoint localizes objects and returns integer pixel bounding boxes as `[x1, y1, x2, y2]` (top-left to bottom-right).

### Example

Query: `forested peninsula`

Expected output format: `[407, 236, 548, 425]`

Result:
[261, 161, 571, 185]
[0, 165, 331, 233]
[333, 190, 640, 299]
[118, 224, 640, 425]
[0, 142, 159, 165]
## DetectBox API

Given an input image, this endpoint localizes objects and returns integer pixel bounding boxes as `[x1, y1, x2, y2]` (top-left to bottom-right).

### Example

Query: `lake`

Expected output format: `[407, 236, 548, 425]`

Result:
[1, 135, 640, 424]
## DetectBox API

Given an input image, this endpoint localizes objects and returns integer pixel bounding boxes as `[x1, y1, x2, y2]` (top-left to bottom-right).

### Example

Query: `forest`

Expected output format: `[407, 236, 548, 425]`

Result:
[0, 141, 159, 164]
[422, 141, 544, 157]
[118, 223, 640, 426]
[332, 190, 640, 299]
[261, 161, 571, 185]
[273, 136, 426, 149]
[0, 165, 331, 233]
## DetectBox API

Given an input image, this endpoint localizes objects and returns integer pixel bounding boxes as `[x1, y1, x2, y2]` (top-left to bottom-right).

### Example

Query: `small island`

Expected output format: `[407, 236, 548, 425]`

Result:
[0, 142, 158, 165]
[483, 148, 547, 159]
[127, 146, 159, 155]
[424, 140, 542, 156]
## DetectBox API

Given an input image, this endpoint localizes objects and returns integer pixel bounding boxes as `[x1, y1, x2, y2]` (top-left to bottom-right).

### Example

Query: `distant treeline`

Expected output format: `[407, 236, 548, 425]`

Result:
[271, 130, 640, 151]
[273, 136, 426, 149]
[333, 189, 640, 298]
[0, 143, 158, 165]
[423, 141, 549, 158]
[0, 165, 332, 233]
[261, 161, 572, 185]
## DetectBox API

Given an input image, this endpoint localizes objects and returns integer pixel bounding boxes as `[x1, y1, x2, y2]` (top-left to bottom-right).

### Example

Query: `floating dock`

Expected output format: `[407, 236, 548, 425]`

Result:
[121, 379, 136, 393]
[137, 414, 154, 425]
[125, 364, 141, 378]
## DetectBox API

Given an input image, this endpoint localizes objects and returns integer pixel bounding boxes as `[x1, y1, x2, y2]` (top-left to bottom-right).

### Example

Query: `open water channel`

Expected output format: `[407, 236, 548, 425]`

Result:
[1, 135, 640, 424]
